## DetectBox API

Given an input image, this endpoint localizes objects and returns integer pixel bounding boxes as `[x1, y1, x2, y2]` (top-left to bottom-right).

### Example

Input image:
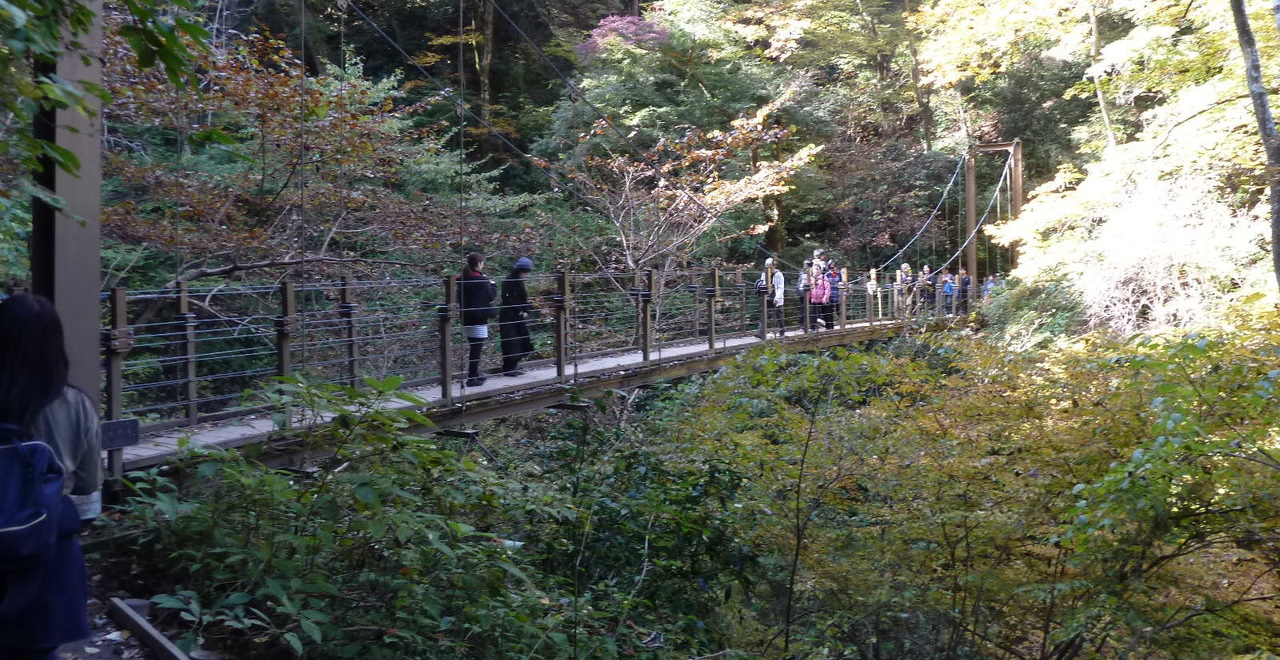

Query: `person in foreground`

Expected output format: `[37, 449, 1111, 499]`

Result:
[0, 294, 102, 660]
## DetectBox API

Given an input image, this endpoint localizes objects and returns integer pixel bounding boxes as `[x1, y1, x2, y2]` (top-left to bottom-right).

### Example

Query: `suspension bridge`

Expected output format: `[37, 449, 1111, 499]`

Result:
[18, 1, 1027, 484]
[99, 268, 975, 475]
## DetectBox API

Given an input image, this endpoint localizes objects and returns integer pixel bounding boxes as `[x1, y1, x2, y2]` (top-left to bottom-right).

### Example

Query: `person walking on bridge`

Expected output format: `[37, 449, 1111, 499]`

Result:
[499, 257, 535, 377]
[807, 261, 830, 331]
[459, 253, 497, 387]
[825, 262, 842, 329]
[759, 258, 785, 337]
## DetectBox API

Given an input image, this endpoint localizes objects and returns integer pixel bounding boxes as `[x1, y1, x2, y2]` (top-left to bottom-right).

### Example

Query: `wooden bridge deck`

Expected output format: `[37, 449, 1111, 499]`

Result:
[120, 319, 904, 470]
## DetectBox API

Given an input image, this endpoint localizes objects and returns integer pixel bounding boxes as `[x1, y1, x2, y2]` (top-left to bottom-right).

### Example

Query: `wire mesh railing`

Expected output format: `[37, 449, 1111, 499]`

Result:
[100, 268, 912, 434]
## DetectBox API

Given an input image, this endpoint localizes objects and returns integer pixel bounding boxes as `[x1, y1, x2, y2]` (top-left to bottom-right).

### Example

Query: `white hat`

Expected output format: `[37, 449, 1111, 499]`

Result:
[764, 257, 775, 268]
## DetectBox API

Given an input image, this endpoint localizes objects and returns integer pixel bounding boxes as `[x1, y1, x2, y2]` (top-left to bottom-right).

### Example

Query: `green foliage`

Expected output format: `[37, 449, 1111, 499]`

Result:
[103, 305, 1280, 659]
[115, 377, 581, 658]
[0, 0, 205, 176]
[982, 277, 1086, 349]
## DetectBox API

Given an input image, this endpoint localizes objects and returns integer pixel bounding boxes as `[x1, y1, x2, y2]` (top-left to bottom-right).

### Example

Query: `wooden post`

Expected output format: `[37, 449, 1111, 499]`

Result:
[555, 272, 569, 382]
[1011, 139, 1024, 221]
[632, 271, 643, 347]
[736, 270, 746, 333]
[870, 268, 880, 319]
[965, 151, 978, 281]
[439, 276, 456, 404]
[177, 282, 198, 425]
[758, 267, 770, 340]
[339, 278, 359, 387]
[688, 280, 701, 340]
[801, 274, 811, 333]
[1011, 139, 1023, 269]
[641, 270, 654, 360]
[834, 267, 844, 327]
[275, 282, 296, 377]
[707, 268, 719, 350]
[273, 282, 296, 431]
[102, 287, 130, 481]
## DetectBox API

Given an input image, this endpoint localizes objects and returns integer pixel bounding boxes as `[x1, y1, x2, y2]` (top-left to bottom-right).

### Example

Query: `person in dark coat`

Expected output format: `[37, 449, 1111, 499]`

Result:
[957, 267, 972, 315]
[824, 263, 842, 329]
[0, 294, 100, 660]
[499, 257, 535, 377]
[458, 252, 497, 387]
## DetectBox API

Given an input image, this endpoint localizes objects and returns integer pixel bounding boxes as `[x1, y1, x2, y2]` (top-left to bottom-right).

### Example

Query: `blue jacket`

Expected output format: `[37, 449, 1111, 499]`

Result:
[825, 272, 842, 303]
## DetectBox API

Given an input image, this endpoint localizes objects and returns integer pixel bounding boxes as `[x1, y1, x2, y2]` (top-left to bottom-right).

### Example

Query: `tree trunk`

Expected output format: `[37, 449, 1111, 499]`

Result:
[477, 0, 494, 125]
[904, 0, 933, 151]
[1086, 2, 1117, 148]
[1232, 0, 1280, 292]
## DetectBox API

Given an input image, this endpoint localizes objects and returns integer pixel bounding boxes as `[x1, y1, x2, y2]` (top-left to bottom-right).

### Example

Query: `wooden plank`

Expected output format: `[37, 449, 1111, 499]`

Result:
[108, 597, 190, 660]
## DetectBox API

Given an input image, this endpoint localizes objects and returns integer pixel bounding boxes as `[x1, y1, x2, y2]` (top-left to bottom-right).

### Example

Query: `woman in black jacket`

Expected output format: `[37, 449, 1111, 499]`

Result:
[499, 257, 535, 376]
[458, 252, 497, 387]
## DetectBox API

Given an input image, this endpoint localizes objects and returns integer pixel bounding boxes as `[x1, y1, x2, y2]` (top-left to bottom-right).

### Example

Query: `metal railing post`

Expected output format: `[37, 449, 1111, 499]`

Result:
[177, 282, 198, 425]
[555, 271, 569, 382]
[439, 276, 456, 404]
[102, 286, 131, 481]
[339, 278, 359, 387]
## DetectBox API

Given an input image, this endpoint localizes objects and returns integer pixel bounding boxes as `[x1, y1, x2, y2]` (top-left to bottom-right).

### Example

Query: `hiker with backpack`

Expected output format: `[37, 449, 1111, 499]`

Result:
[0, 294, 101, 660]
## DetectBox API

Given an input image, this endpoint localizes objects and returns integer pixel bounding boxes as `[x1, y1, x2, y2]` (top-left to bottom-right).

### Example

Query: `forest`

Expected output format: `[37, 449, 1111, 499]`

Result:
[6, 0, 1280, 657]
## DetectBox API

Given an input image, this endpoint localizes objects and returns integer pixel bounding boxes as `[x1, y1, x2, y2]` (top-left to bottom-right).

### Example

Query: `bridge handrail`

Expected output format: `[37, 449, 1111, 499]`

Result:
[97, 268, 982, 473]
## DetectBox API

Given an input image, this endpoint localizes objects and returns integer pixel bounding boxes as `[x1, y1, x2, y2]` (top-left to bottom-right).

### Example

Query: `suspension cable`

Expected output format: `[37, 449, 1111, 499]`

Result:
[936, 152, 1013, 275]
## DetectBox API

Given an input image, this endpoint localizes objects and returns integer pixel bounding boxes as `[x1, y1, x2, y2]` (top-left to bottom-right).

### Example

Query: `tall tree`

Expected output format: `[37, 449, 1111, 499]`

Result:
[1229, 0, 1280, 292]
